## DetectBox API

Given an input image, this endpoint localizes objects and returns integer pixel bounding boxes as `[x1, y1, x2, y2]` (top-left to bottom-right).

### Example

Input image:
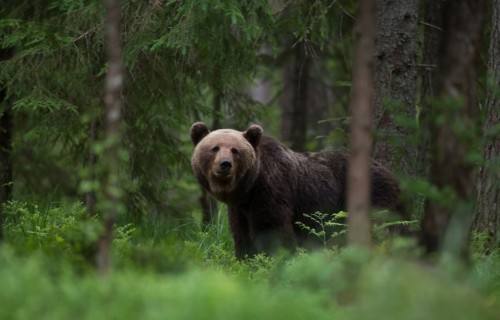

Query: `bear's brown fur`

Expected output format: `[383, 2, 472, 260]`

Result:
[190, 122, 406, 259]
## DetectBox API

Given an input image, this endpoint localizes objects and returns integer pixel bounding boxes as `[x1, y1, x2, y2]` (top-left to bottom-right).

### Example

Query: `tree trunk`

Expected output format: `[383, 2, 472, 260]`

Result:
[0, 95, 12, 242]
[281, 41, 311, 152]
[97, 0, 124, 274]
[473, 0, 500, 251]
[86, 120, 97, 217]
[372, 0, 418, 176]
[347, 0, 376, 248]
[420, 0, 486, 259]
[417, 0, 445, 176]
[0, 48, 13, 241]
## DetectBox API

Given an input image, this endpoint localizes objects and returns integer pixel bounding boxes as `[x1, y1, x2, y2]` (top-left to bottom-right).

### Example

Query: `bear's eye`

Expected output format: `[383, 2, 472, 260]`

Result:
[231, 148, 238, 155]
[211, 146, 220, 153]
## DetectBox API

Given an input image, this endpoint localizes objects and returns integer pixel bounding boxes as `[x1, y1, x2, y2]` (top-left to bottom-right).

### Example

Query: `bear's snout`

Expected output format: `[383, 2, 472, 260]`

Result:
[218, 159, 232, 174]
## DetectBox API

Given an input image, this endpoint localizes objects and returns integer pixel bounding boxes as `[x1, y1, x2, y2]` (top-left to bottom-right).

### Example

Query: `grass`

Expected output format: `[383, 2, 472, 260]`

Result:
[0, 249, 336, 320]
[0, 201, 499, 319]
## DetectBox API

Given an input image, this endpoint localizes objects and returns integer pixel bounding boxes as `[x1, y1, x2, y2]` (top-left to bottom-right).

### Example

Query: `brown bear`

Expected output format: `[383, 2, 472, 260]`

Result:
[190, 122, 406, 259]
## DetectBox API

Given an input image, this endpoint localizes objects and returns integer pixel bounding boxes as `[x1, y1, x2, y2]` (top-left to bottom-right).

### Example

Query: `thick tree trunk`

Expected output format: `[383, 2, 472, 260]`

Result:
[347, 0, 376, 248]
[97, 0, 124, 274]
[420, 0, 485, 259]
[281, 41, 334, 151]
[473, 0, 500, 251]
[281, 41, 311, 152]
[418, 0, 445, 176]
[372, 0, 418, 176]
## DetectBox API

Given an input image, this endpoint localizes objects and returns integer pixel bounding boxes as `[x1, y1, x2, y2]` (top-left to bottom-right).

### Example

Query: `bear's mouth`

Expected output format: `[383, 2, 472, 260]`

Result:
[209, 174, 236, 201]
[214, 170, 234, 179]
[212, 172, 233, 185]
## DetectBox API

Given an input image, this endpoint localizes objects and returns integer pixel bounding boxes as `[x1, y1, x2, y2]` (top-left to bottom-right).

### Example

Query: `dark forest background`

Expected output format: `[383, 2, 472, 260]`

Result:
[0, 1, 498, 319]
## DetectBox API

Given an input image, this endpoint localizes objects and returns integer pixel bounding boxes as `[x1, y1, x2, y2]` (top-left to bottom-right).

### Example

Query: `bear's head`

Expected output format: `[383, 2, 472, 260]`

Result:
[190, 122, 263, 202]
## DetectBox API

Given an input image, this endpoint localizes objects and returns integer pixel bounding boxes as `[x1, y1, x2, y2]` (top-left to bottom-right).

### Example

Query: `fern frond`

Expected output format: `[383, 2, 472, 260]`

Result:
[373, 220, 418, 233]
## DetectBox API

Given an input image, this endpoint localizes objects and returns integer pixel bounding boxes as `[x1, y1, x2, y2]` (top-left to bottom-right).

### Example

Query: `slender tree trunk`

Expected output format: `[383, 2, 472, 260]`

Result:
[86, 120, 97, 217]
[97, 0, 124, 274]
[420, 0, 485, 259]
[347, 0, 376, 248]
[473, 0, 500, 251]
[0, 100, 12, 241]
[0, 95, 12, 242]
[372, 0, 418, 176]
[281, 41, 311, 152]
[212, 92, 221, 131]
[418, 0, 445, 176]
[307, 56, 336, 150]
[0, 48, 13, 241]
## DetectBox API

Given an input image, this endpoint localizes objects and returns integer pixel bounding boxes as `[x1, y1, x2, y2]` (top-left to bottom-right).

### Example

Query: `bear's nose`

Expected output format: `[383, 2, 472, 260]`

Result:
[219, 160, 232, 173]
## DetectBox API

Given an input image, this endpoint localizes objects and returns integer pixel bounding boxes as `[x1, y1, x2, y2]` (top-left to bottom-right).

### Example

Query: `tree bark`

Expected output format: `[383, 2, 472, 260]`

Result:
[0, 48, 13, 241]
[417, 0, 445, 176]
[281, 41, 311, 152]
[0, 95, 12, 242]
[372, 0, 418, 176]
[97, 0, 124, 274]
[473, 0, 500, 251]
[86, 120, 97, 217]
[347, 0, 376, 248]
[420, 0, 486, 259]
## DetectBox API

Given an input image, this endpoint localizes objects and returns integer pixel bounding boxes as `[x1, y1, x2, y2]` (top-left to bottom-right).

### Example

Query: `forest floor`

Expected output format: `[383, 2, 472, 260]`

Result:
[0, 201, 499, 319]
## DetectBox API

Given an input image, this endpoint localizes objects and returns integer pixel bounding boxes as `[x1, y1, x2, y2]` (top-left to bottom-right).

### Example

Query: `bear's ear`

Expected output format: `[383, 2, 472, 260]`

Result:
[243, 124, 263, 149]
[190, 122, 210, 146]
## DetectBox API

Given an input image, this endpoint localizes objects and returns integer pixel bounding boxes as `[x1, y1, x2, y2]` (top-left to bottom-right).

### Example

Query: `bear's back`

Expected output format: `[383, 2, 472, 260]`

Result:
[255, 136, 347, 215]
[249, 135, 401, 218]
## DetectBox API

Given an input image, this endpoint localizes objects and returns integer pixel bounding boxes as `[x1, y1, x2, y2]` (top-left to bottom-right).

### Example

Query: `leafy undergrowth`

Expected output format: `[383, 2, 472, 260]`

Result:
[0, 201, 499, 319]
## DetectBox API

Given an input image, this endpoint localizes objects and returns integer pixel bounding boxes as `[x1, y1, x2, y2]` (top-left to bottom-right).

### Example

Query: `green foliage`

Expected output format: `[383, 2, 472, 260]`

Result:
[0, 201, 499, 319]
[470, 231, 496, 256]
[295, 211, 348, 247]
[0, 249, 336, 320]
[192, 210, 236, 269]
[295, 210, 418, 248]
[0, 0, 498, 317]
[0, 0, 360, 220]
[3, 201, 133, 269]
[0, 0, 276, 218]
[4, 201, 100, 262]
[343, 256, 499, 320]
[471, 250, 500, 299]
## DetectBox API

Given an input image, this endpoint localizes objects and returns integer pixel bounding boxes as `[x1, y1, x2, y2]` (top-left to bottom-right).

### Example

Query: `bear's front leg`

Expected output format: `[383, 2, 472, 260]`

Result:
[228, 209, 255, 259]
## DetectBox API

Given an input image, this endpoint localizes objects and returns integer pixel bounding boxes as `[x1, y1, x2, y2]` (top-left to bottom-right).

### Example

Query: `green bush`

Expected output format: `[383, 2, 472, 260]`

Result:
[3, 201, 138, 270]
[343, 256, 499, 320]
[3, 201, 101, 268]
[0, 249, 337, 320]
[1, 201, 499, 320]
